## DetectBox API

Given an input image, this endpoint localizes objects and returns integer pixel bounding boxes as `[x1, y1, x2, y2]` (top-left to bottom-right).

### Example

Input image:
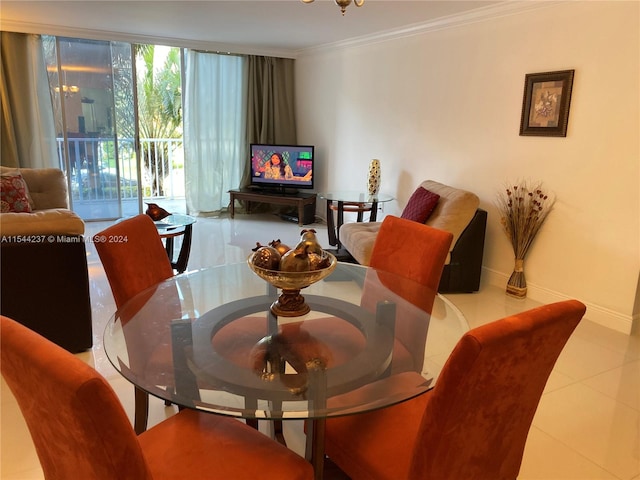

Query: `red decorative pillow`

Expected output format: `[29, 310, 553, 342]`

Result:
[1, 172, 33, 213]
[401, 187, 439, 223]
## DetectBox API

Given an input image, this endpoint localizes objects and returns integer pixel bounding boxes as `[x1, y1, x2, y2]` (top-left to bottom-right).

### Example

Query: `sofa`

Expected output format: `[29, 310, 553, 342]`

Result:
[339, 180, 487, 293]
[0, 167, 92, 352]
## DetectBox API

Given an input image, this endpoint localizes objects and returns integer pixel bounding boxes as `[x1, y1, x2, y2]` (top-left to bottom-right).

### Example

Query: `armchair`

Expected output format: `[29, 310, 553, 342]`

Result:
[0, 167, 92, 352]
[339, 180, 487, 293]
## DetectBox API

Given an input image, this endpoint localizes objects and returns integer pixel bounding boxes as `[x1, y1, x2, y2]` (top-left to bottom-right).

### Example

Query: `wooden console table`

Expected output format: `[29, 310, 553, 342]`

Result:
[229, 189, 316, 226]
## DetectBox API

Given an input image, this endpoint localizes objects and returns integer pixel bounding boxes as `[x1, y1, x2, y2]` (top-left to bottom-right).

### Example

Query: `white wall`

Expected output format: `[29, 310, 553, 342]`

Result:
[295, 1, 640, 333]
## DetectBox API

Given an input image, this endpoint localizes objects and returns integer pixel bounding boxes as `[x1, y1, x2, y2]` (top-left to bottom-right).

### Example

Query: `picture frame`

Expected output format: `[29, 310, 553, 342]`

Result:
[519, 69, 574, 137]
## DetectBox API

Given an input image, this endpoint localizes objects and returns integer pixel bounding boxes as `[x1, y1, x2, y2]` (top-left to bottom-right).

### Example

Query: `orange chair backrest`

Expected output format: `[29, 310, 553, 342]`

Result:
[362, 215, 453, 372]
[368, 215, 453, 313]
[94, 214, 174, 310]
[0, 316, 153, 480]
[410, 300, 586, 479]
[94, 214, 179, 375]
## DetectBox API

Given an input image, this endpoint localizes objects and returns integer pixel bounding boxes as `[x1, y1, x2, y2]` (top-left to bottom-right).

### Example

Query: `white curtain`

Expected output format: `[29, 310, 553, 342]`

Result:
[1, 32, 58, 168]
[183, 51, 246, 215]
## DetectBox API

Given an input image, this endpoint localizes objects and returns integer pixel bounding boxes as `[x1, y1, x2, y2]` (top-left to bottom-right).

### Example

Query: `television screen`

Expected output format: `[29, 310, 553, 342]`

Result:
[250, 144, 314, 190]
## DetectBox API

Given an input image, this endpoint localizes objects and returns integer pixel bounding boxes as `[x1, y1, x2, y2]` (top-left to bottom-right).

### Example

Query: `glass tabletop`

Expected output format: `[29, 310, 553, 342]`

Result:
[104, 262, 467, 420]
[318, 192, 395, 204]
[116, 214, 196, 230]
[153, 213, 196, 231]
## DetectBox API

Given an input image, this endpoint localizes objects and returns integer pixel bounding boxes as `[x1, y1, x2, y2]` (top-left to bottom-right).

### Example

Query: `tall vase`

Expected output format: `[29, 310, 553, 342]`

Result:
[506, 258, 527, 298]
[367, 159, 381, 195]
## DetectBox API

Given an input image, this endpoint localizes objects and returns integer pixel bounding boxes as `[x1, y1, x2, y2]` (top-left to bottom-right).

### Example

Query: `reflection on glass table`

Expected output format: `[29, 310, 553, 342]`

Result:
[104, 262, 467, 480]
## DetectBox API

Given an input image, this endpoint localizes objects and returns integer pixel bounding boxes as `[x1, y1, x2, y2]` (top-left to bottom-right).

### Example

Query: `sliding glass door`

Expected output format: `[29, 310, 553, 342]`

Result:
[43, 36, 140, 220]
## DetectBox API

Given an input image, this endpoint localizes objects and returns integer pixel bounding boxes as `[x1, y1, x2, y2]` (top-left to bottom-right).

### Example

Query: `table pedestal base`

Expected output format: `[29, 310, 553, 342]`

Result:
[271, 289, 311, 317]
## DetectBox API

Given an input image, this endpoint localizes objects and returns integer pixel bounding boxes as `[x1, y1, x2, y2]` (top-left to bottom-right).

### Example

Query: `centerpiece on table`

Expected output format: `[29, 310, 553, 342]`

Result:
[247, 230, 336, 394]
[248, 229, 337, 316]
[495, 180, 554, 298]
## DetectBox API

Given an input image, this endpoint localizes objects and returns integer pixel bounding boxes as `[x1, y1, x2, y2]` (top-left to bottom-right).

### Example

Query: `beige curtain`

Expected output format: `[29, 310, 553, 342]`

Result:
[241, 55, 296, 187]
[0, 32, 58, 168]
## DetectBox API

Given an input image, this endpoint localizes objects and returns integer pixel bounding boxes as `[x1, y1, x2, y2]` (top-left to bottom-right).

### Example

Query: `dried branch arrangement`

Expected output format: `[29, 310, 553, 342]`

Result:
[496, 180, 554, 297]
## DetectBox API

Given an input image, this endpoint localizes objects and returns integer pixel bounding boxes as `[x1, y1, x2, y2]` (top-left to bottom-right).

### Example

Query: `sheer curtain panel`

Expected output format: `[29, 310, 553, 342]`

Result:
[183, 51, 246, 215]
[0, 32, 57, 168]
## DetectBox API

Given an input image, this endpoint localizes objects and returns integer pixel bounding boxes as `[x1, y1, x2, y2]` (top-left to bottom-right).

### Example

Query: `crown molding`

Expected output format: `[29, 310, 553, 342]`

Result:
[0, 20, 298, 59]
[296, 0, 565, 57]
[1, 1, 564, 60]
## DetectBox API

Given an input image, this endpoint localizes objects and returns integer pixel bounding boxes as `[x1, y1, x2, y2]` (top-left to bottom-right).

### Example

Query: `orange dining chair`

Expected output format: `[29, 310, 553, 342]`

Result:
[322, 299, 586, 480]
[366, 214, 453, 313]
[95, 214, 175, 310]
[95, 214, 270, 434]
[362, 215, 454, 373]
[290, 215, 454, 373]
[0, 315, 314, 480]
[94, 214, 176, 434]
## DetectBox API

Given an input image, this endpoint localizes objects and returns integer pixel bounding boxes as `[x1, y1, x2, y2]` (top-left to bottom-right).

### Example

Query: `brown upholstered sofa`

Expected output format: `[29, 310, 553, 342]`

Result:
[339, 180, 487, 293]
[0, 167, 92, 352]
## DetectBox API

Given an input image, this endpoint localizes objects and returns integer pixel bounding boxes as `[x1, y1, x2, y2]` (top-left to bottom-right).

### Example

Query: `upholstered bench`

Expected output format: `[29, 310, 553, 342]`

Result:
[340, 180, 487, 293]
[1, 167, 92, 352]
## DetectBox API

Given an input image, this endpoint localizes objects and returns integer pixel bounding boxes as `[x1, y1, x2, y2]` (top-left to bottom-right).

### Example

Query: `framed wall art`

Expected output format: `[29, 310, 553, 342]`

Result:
[519, 69, 574, 137]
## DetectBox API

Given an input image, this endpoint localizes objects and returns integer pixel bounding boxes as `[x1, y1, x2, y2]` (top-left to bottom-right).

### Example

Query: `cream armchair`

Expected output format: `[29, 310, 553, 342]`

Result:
[340, 180, 487, 293]
[0, 167, 92, 352]
[0, 167, 84, 235]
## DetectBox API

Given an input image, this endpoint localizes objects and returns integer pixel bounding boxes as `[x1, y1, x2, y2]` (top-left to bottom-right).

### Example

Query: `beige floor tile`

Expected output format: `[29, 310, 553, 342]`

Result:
[443, 285, 543, 329]
[1, 380, 42, 480]
[519, 426, 620, 479]
[572, 320, 640, 361]
[544, 369, 579, 394]
[533, 383, 640, 480]
[555, 335, 635, 381]
[0, 468, 44, 480]
[581, 359, 640, 411]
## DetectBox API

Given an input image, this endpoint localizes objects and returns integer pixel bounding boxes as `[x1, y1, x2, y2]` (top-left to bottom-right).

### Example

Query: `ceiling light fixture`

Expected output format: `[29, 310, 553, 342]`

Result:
[54, 85, 80, 98]
[301, 0, 364, 16]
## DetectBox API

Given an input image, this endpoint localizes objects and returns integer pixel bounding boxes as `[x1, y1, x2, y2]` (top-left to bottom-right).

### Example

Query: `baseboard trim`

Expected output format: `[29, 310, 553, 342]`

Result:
[482, 268, 634, 335]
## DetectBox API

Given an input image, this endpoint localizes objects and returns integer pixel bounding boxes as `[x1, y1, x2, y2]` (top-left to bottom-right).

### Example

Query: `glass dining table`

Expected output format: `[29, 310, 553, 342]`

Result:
[104, 261, 468, 480]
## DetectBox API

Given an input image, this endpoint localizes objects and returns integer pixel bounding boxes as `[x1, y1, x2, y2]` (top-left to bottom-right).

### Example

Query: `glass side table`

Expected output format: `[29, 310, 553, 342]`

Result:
[318, 192, 394, 253]
[153, 214, 196, 273]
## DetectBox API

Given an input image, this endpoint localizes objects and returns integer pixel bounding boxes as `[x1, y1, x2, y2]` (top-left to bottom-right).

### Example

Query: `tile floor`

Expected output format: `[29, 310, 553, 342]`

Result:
[2, 212, 639, 479]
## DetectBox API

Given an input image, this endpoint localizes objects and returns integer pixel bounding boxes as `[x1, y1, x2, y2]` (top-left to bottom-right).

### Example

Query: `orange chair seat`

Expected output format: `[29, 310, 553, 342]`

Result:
[324, 372, 430, 480]
[139, 409, 312, 479]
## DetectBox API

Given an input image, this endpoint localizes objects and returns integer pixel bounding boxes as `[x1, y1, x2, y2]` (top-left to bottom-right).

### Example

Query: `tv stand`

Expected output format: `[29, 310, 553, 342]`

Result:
[229, 188, 316, 226]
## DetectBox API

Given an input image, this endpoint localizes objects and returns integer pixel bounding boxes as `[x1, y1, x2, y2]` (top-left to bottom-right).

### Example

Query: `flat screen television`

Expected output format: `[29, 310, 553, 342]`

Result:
[250, 144, 314, 191]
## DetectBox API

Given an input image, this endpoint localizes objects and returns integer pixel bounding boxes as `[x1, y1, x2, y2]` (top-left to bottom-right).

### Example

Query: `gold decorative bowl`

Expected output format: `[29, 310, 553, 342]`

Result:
[247, 252, 337, 316]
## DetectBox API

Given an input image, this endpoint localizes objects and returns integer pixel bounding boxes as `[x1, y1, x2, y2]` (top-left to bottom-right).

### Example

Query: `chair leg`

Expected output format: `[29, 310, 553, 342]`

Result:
[134, 386, 149, 434]
[273, 419, 286, 445]
[164, 383, 174, 407]
[326, 201, 337, 246]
